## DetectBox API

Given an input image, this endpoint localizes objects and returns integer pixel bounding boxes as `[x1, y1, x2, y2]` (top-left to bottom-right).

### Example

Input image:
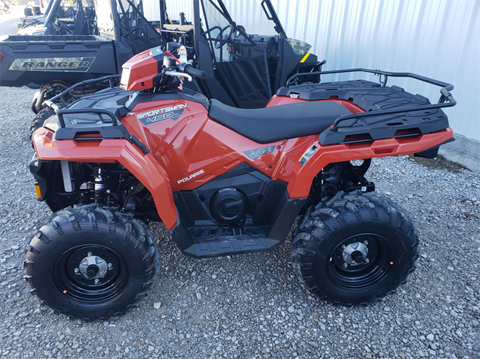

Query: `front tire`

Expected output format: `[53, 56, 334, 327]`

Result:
[292, 191, 419, 305]
[24, 205, 159, 320]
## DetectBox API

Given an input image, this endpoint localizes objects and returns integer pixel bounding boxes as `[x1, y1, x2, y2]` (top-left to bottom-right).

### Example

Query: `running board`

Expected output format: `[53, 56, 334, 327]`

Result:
[172, 224, 282, 258]
[184, 233, 281, 258]
[170, 195, 307, 259]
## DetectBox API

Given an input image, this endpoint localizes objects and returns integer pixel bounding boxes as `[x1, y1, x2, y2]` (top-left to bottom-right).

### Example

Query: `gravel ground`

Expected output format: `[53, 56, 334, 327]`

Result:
[0, 86, 479, 359]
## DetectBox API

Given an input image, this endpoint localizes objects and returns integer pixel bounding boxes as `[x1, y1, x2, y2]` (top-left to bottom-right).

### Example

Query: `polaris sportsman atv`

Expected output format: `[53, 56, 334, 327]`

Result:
[26, 45, 456, 320]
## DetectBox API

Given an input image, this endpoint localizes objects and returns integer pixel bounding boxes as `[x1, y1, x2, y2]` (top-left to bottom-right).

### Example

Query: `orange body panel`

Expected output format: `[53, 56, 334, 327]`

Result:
[122, 99, 286, 191]
[120, 49, 159, 91]
[33, 128, 178, 229]
[33, 94, 453, 230]
[274, 128, 453, 198]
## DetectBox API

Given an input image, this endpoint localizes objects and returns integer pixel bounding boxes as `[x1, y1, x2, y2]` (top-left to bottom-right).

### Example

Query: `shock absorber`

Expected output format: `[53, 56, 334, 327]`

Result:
[89, 168, 107, 203]
[320, 163, 342, 198]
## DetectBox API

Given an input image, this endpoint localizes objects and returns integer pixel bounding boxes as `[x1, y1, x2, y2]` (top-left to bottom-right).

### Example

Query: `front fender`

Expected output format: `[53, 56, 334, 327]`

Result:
[33, 128, 177, 230]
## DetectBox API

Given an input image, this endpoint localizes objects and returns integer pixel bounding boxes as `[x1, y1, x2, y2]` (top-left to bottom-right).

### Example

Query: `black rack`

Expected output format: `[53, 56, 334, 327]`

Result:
[44, 74, 121, 120]
[43, 75, 150, 155]
[285, 68, 456, 132]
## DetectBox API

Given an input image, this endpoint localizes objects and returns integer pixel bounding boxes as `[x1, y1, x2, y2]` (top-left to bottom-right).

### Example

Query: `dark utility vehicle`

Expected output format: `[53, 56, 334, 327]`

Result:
[17, 0, 96, 36]
[1, 0, 164, 115]
[1, 0, 320, 119]
[26, 35, 456, 319]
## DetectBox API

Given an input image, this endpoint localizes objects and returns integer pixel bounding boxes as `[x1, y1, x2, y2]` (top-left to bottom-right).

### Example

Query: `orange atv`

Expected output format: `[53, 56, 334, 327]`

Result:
[26, 46, 456, 320]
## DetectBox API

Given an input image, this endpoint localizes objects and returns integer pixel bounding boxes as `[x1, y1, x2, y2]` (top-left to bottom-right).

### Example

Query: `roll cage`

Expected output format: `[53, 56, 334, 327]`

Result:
[159, 0, 320, 108]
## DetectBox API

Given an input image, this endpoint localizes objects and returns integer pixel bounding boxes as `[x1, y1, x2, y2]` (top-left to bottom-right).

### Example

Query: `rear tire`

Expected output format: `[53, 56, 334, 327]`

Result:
[29, 107, 54, 146]
[291, 191, 418, 305]
[24, 205, 159, 320]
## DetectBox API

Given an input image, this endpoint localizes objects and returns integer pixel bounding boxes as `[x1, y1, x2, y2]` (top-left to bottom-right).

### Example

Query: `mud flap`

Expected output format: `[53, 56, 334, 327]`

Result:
[414, 138, 455, 159]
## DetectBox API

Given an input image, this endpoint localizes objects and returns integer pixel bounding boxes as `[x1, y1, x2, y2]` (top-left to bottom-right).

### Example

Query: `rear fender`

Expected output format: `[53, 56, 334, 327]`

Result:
[33, 128, 177, 229]
[278, 128, 454, 198]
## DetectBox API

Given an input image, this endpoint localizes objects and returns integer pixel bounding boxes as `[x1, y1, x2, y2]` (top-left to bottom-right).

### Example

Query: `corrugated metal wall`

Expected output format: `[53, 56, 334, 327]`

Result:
[145, 0, 479, 141]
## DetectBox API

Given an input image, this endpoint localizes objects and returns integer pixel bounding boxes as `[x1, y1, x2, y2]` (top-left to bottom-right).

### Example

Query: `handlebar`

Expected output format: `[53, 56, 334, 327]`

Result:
[165, 71, 193, 82]
[178, 63, 207, 80]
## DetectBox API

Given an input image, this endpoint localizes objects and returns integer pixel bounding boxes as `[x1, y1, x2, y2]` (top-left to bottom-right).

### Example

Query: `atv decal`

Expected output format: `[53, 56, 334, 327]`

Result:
[9, 57, 94, 72]
[177, 169, 205, 184]
[139, 109, 185, 125]
[244, 146, 275, 160]
[137, 104, 187, 126]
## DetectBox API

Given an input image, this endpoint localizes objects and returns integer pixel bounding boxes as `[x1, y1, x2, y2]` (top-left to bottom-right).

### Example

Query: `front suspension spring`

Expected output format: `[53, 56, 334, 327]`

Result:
[90, 168, 108, 203]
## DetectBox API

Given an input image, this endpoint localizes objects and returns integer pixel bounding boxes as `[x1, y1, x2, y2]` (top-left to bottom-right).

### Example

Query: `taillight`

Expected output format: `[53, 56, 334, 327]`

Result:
[0, 52, 5, 63]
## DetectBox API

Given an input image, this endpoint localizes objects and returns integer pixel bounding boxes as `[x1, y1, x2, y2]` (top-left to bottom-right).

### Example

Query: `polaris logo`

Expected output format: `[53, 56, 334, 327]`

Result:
[177, 169, 204, 184]
[9, 57, 94, 72]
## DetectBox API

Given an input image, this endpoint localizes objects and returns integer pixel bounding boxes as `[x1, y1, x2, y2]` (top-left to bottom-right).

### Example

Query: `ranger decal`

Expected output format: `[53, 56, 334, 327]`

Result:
[9, 57, 94, 72]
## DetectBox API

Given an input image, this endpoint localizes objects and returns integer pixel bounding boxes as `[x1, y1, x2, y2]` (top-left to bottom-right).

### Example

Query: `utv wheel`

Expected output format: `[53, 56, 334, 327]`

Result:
[292, 191, 419, 305]
[29, 107, 54, 146]
[24, 205, 159, 320]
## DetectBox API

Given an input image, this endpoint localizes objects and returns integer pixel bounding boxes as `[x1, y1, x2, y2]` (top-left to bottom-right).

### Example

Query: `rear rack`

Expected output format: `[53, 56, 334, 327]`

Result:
[283, 68, 456, 145]
[285, 68, 456, 132]
[43, 75, 150, 155]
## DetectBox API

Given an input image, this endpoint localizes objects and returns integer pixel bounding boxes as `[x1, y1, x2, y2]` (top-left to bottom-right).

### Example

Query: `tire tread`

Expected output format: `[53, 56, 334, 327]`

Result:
[25, 204, 160, 320]
[291, 191, 419, 305]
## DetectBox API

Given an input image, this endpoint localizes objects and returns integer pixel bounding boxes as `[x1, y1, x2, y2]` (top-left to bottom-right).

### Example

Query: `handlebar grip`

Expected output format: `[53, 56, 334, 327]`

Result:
[179, 64, 207, 80]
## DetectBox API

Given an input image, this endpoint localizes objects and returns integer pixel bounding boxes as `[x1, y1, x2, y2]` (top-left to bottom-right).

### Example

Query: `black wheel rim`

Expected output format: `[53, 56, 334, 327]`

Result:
[53, 245, 128, 303]
[327, 233, 394, 290]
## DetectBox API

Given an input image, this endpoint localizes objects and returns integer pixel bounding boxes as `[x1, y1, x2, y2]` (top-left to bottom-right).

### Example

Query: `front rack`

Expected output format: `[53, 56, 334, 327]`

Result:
[44, 74, 121, 127]
[43, 75, 122, 111]
[285, 68, 456, 132]
[42, 75, 150, 154]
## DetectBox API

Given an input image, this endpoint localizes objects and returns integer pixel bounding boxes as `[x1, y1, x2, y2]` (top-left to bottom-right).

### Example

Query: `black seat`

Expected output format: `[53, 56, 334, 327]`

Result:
[208, 99, 352, 143]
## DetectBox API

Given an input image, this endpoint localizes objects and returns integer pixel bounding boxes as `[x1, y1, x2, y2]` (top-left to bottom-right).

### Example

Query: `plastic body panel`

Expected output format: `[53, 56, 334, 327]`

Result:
[120, 49, 160, 91]
[32, 128, 177, 229]
[119, 98, 286, 193]
[32, 86, 453, 230]
[0, 35, 132, 87]
[272, 127, 453, 199]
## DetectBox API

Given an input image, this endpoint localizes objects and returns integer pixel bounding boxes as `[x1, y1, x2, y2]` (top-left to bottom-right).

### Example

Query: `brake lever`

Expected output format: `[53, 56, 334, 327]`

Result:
[164, 71, 193, 82]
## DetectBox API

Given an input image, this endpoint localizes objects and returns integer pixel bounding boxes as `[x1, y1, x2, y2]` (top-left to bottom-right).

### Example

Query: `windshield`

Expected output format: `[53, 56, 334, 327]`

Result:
[200, 0, 234, 61]
[224, 0, 279, 36]
[158, 0, 279, 35]
[201, 0, 231, 32]
[153, 0, 194, 23]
